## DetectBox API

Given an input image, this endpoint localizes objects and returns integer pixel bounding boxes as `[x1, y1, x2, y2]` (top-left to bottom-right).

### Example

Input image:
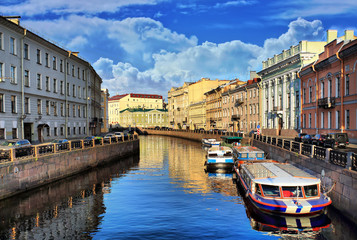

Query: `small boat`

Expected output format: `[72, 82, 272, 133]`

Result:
[201, 138, 220, 147]
[204, 146, 234, 171]
[237, 162, 332, 215]
[233, 146, 265, 167]
[220, 136, 242, 147]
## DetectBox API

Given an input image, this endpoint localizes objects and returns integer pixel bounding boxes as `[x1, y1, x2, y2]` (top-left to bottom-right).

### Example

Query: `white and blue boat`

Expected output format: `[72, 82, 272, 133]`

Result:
[233, 146, 265, 167]
[201, 138, 220, 147]
[204, 146, 234, 171]
[237, 162, 332, 215]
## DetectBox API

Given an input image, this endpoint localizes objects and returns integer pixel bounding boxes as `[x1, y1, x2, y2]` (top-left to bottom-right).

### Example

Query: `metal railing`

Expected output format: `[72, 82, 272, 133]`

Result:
[313, 146, 326, 161]
[301, 144, 312, 157]
[330, 150, 347, 167]
[0, 134, 138, 163]
[277, 139, 283, 148]
[283, 140, 291, 151]
[291, 142, 300, 154]
[352, 153, 357, 171]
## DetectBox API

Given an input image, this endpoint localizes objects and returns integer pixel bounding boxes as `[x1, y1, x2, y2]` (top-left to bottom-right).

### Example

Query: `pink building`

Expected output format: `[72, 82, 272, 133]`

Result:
[299, 30, 357, 142]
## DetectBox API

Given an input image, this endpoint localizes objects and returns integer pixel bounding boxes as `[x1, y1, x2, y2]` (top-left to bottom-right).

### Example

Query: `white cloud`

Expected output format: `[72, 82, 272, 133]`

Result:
[0, 0, 163, 16]
[95, 18, 325, 97]
[214, 0, 257, 8]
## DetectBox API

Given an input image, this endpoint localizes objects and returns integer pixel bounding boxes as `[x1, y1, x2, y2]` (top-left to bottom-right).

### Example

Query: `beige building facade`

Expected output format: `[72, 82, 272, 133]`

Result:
[168, 82, 191, 129]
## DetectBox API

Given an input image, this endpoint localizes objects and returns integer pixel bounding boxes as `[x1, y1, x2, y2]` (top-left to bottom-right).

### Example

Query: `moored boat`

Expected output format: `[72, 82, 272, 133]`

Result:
[201, 138, 220, 147]
[232, 146, 265, 167]
[220, 136, 242, 147]
[237, 162, 332, 215]
[204, 146, 234, 171]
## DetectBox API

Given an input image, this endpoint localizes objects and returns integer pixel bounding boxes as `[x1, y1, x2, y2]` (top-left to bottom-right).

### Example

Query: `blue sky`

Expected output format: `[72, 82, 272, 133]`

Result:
[1, 0, 356, 98]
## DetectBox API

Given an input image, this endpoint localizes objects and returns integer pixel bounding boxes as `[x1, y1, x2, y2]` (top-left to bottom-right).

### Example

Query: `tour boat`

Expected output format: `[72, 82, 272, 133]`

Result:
[220, 136, 242, 147]
[233, 146, 265, 167]
[204, 146, 234, 171]
[201, 138, 220, 147]
[237, 162, 332, 215]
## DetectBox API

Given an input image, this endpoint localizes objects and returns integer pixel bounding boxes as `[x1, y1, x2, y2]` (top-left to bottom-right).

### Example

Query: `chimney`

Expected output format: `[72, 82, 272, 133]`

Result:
[250, 71, 258, 79]
[4, 16, 21, 25]
[344, 30, 355, 41]
[327, 30, 338, 43]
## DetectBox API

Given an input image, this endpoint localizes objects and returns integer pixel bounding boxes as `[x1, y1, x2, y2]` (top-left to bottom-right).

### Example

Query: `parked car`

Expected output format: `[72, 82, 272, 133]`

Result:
[0, 139, 32, 158]
[324, 133, 349, 148]
[52, 139, 69, 150]
[311, 134, 327, 146]
[83, 136, 103, 145]
[114, 132, 124, 137]
[302, 134, 314, 144]
[249, 130, 257, 137]
[294, 133, 307, 142]
[154, 126, 160, 130]
[104, 133, 115, 139]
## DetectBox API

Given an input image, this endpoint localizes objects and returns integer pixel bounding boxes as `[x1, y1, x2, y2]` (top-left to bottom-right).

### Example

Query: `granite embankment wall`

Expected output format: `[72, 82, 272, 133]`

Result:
[253, 139, 357, 224]
[0, 139, 139, 200]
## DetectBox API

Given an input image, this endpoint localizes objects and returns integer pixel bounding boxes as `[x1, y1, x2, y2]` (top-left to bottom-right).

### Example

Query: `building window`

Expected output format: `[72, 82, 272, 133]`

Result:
[73, 127, 76, 135]
[37, 99, 42, 114]
[46, 126, 50, 136]
[78, 105, 81, 117]
[60, 59, 63, 72]
[24, 43, 29, 59]
[52, 56, 57, 70]
[12, 128, 17, 139]
[73, 104, 75, 117]
[37, 49, 42, 64]
[53, 102, 57, 116]
[336, 111, 340, 129]
[11, 95, 17, 113]
[345, 74, 350, 96]
[309, 113, 311, 128]
[321, 112, 324, 129]
[24, 70, 30, 87]
[54, 127, 58, 136]
[67, 83, 70, 96]
[60, 81, 64, 94]
[0, 32, 3, 50]
[328, 111, 331, 129]
[46, 76, 50, 91]
[67, 103, 70, 117]
[0, 93, 4, 112]
[328, 78, 332, 98]
[10, 66, 16, 84]
[320, 82, 324, 98]
[61, 103, 64, 116]
[60, 127, 64, 136]
[77, 67, 80, 79]
[0, 62, 3, 81]
[45, 53, 49, 67]
[72, 65, 75, 76]
[37, 74, 42, 89]
[73, 84, 76, 97]
[303, 88, 306, 104]
[78, 86, 81, 98]
[53, 79, 57, 93]
[346, 110, 350, 129]
[79, 127, 81, 135]
[336, 76, 340, 97]
[309, 86, 312, 103]
[68, 127, 70, 135]
[10, 37, 16, 55]
[0, 128, 4, 139]
[25, 97, 30, 114]
[46, 100, 50, 115]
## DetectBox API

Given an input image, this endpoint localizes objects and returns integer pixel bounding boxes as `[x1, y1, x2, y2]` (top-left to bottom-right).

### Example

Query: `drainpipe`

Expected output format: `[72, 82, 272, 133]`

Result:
[65, 51, 70, 138]
[20, 28, 27, 139]
[86, 68, 89, 136]
[336, 44, 345, 133]
[311, 60, 319, 134]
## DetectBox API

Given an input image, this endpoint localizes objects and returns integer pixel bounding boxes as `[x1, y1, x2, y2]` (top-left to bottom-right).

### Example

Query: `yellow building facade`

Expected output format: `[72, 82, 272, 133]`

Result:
[109, 93, 164, 127]
[119, 108, 168, 128]
[188, 78, 230, 130]
[168, 82, 191, 129]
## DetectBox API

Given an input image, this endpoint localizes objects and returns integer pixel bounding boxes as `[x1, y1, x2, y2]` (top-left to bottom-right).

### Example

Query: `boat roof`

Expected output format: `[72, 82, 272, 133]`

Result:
[221, 136, 242, 140]
[233, 146, 264, 153]
[242, 162, 319, 186]
[208, 146, 233, 153]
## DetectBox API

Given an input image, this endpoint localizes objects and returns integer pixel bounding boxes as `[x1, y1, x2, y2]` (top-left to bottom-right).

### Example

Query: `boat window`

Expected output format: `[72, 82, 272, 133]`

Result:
[304, 185, 318, 197]
[261, 185, 280, 197]
[257, 153, 264, 158]
[208, 153, 218, 157]
[255, 184, 261, 195]
[224, 152, 233, 157]
[282, 186, 303, 198]
[249, 153, 256, 159]
[240, 153, 248, 158]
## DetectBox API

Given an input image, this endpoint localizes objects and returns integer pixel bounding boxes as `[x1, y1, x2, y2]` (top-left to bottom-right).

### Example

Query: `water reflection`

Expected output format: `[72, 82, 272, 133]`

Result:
[0, 154, 139, 239]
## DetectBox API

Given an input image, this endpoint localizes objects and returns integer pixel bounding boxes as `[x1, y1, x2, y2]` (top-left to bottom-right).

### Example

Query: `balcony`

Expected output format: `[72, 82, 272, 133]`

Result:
[231, 114, 240, 121]
[234, 100, 244, 107]
[318, 97, 336, 109]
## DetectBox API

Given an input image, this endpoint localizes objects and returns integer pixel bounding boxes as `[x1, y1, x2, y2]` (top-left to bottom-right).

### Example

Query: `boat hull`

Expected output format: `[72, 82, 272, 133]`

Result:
[205, 162, 234, 171]
[235, 167, 331, 215]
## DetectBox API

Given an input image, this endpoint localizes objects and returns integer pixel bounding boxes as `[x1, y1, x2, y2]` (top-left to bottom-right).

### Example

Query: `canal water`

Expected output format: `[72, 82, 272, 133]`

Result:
[0, 135, 356, 239]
